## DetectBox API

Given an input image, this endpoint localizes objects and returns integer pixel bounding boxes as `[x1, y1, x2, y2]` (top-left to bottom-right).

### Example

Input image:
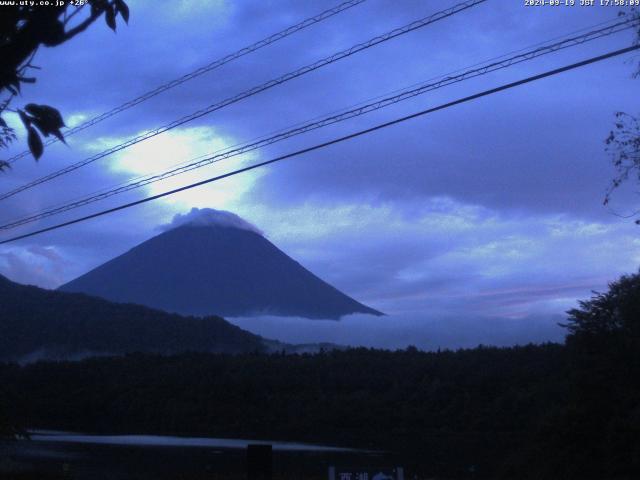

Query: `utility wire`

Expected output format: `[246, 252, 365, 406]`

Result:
[0, 0, 487, 202]
[7, 11, 629, 221]
[5, 0, 369, 165]
[1, 17, 637, 232]
[0, 14, 634, 227]
[1, 44, 637, 245]
[3, 14, 632, 232]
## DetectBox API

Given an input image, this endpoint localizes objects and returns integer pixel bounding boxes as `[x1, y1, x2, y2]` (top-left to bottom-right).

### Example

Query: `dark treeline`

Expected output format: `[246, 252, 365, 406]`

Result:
[1, 273, 639, 479]
[1, 345, 564, 478]
[0, 275, 265, 361]
[0, 341, 632, 479]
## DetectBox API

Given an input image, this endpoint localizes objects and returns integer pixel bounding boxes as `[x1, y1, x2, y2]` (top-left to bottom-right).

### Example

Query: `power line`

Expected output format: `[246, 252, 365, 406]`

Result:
[1, 16, 636, 232]
[11, 11, 629, 224]
[0, 0, 487, 202]
[5, 0, 369, 165]
[1, 44, 636, 246]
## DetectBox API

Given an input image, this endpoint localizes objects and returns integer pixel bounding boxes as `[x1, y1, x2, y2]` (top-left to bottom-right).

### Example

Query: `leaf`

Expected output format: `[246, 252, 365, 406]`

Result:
[27, 126, 43, 160]
[25, 104, 66, 143]
[105, 5, 116, 31]
[17, 109, 31, 128]
[24, 104, 45, 116]
[0, 160, 10, 172]
[115, 0, 129, 23]
[91, 0, 108, 17]
[25, 104, 65, 130]
[0, 117, 6, 128]
[51, 129, 66, 144]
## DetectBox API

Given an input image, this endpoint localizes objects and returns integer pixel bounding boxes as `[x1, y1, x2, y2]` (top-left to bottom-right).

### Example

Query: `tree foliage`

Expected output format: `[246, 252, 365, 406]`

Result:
[0, 0, 129, 169]
[564, 270, 640, 341]
[605, 112, 640, 222]
[0, 0, 129, 444]
[0, 345, 568, 479]
[604, 11, 640, 220]
[550, 272, 640, 479]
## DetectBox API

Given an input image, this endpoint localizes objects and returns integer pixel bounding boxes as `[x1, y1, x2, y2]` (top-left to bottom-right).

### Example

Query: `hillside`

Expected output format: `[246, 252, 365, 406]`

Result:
[0, 275, 265, 362]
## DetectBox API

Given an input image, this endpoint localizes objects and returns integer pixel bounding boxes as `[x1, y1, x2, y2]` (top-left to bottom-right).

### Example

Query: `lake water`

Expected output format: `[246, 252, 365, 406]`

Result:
[29, 430, 360, 452]
[1, 431, 394, 480]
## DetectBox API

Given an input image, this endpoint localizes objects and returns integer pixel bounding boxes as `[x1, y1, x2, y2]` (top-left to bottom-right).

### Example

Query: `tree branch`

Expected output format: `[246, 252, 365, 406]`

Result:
[63, 4, 86, 27]
[51, 7, 105, 46]
[50, 1, 117, 47]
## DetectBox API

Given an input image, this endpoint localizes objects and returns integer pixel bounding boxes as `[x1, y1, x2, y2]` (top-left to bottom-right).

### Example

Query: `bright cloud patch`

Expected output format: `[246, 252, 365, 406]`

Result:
[85, 126, 265, 214]
[86, 126, 231, 176]
[65, 112, 90, 128]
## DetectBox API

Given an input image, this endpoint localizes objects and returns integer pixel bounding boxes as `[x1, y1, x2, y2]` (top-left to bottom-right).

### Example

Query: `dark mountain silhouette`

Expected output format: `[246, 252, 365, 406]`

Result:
[59, 221, 382, 320]
[0, 274, 265, 362]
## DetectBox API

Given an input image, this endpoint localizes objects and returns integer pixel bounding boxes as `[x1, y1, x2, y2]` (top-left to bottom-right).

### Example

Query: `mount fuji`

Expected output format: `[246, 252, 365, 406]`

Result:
[59, 209, 382, 320]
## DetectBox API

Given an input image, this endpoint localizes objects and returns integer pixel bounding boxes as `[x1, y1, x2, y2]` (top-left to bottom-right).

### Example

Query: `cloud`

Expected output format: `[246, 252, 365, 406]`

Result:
[0, 245, 70, 288]
[233, 198, 639, 319]
[159, 207, 263, 235]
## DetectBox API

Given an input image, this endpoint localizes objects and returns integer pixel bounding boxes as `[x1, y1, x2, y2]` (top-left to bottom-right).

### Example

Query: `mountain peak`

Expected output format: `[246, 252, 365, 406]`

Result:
[159, 207, 263, 236]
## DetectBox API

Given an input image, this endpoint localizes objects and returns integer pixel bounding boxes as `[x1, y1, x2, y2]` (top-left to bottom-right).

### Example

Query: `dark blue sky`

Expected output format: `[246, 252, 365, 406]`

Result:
[1, 0, 639, 348]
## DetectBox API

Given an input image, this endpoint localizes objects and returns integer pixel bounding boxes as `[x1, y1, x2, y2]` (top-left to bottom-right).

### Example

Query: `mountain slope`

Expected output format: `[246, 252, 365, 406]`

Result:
[59, 224, 382, 319]
[0, 274, 264, 362]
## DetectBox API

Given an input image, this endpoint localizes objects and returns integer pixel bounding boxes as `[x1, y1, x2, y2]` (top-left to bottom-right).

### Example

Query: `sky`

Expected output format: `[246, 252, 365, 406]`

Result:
[1, 0, 639, 349]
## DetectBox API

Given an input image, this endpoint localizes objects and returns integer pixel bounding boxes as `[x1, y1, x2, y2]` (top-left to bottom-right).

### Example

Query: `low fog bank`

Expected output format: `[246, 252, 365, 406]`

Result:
[228, 313, 566, 351]
[15, 349, 118, 365]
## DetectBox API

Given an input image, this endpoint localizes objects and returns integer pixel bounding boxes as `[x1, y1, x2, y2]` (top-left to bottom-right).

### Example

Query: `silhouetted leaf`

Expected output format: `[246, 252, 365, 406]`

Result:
[24, 104, 66, 143]
[91, 0, 108, 17]
[51, 128, 66, 144]
[27, 126, 43, 160]
[17, 109, 31, 128]
[105, 5, 116, 31]
[115, 0, 129, 23]
[25, 104, 65, 130]
[0, 117, 7, 128]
